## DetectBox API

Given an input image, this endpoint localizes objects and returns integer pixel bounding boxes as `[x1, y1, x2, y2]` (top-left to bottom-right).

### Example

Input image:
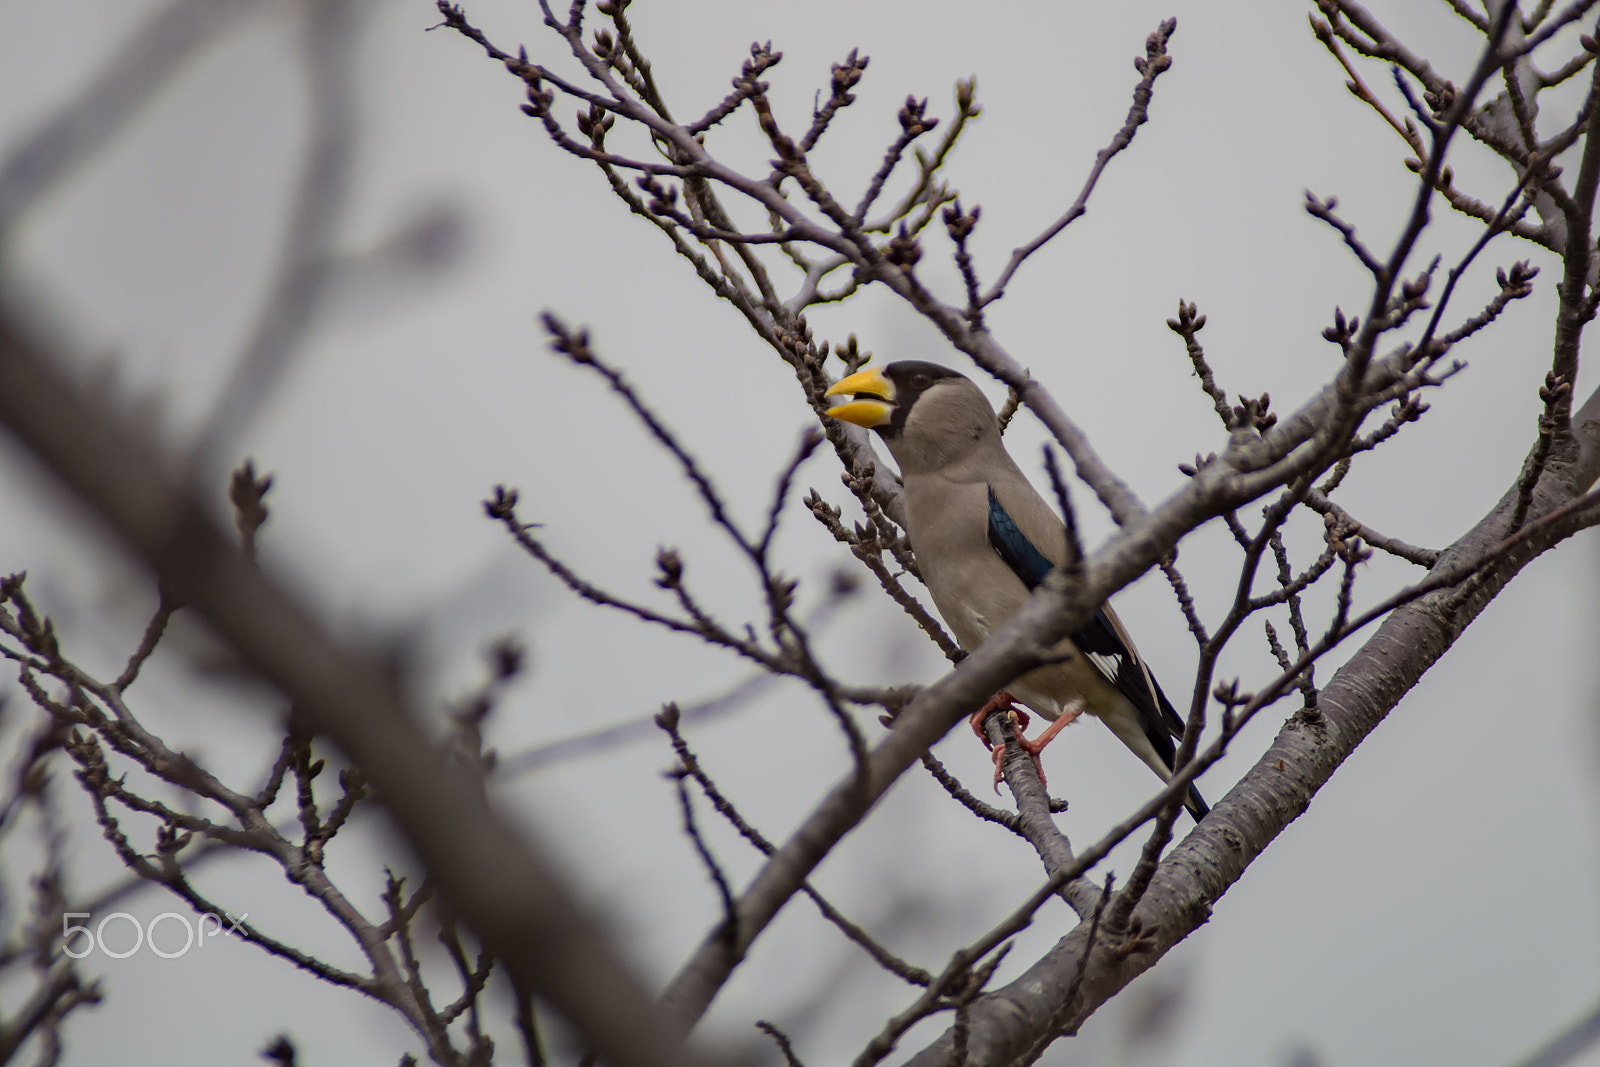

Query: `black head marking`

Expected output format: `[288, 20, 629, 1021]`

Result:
[876, 361, 966, 437]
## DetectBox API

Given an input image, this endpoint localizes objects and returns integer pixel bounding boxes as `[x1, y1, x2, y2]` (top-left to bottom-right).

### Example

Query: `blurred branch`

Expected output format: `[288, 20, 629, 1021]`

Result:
[0, 960, 99, 1064]
[0, 729, 102, 1064]
[194, 0, 364, 463]
[0, 0, 267, 243]
[1509, 996, 1600, 1067]
[0, 310, 716, 1067]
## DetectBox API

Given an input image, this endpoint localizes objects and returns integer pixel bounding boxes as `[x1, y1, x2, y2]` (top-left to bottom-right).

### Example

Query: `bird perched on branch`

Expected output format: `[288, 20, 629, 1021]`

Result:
[823, 361, 1208, 820]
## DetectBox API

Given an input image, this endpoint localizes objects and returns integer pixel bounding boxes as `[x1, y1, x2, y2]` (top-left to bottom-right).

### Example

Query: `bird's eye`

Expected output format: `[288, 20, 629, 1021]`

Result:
[910, 372, 931, 389]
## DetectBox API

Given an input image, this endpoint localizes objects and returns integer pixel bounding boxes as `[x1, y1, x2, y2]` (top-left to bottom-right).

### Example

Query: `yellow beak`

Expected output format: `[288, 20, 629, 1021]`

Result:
[823, 366, 896, 428]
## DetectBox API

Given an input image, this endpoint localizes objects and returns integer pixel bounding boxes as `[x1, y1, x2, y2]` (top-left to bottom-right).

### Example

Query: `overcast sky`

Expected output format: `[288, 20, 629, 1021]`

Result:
[1, 1, 1598, 1065]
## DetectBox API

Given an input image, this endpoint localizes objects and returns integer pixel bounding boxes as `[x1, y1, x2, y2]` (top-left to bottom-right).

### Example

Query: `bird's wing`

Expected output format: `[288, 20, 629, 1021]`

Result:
[985, 485, 1187, 754]
[1083, 602, 1188, 739]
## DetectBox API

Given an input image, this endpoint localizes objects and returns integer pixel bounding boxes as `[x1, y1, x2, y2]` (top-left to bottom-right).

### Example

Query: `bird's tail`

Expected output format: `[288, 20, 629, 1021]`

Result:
[1184, 783, 1210, 821]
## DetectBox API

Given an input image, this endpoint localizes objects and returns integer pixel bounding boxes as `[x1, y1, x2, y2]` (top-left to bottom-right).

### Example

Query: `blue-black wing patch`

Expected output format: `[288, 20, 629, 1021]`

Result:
[984, 485, 1209, 817]
[986, 487, 1055, 590]
[984, 487, 1186, 743]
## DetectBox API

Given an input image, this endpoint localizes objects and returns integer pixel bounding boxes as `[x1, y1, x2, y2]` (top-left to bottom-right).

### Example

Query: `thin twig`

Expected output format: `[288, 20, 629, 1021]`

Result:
[981, 20, 1177, 306]
[671, 770, 738, 945]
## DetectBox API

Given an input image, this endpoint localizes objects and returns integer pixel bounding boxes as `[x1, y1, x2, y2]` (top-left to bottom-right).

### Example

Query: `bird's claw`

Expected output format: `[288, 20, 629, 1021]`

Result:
[978, 697, 1085, 793]
[990, 740, 1050, 792]
[971, 692, 1033, 792]
[969, 691, 1026, 744]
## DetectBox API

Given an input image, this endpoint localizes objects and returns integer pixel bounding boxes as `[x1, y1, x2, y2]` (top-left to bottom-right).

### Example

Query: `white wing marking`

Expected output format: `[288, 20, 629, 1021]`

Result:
[1087, 651, 1123, 684]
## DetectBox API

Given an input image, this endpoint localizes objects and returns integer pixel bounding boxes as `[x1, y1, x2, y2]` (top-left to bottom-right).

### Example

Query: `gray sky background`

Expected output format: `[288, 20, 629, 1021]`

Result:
[1, 1, 1598, 1065]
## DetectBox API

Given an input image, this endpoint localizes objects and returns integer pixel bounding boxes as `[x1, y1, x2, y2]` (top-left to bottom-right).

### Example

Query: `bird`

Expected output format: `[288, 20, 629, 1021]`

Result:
[823, 360, 1209, 820]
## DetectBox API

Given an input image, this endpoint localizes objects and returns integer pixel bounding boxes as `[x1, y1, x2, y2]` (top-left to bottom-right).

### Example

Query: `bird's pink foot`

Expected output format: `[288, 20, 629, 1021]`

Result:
[968, 691, 1027, 745]
[990, 741, 1042, 791]
[1017, 701, 1083, 758]
[969, 691, 1029, 791]
[985, 700, 1086, 792]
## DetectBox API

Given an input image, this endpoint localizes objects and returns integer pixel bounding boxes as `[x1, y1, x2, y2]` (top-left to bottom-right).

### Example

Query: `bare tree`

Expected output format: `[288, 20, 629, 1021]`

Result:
[0, 0, 1597, 1065]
